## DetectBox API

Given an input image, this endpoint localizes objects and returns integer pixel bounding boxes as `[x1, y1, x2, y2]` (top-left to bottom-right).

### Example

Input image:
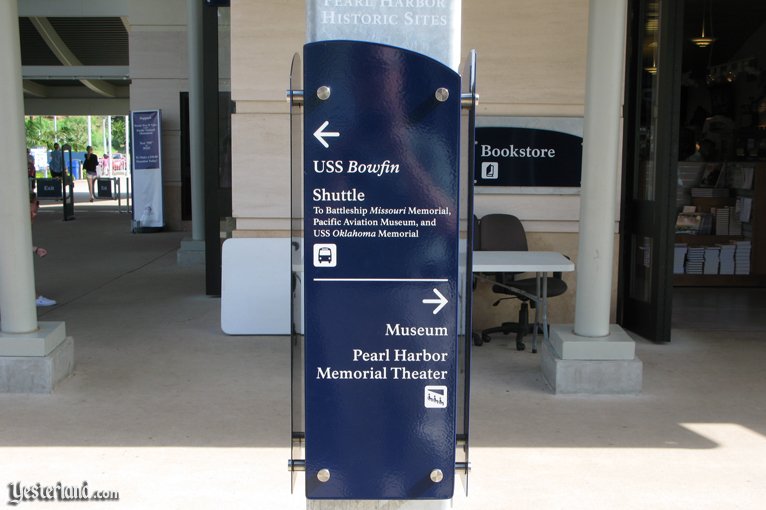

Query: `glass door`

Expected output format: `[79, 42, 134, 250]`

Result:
[618, 0, 684, 342]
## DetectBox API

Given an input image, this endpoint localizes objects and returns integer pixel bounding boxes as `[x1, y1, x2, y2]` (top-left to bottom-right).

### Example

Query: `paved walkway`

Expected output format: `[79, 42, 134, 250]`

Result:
[1, 204, 765, 509]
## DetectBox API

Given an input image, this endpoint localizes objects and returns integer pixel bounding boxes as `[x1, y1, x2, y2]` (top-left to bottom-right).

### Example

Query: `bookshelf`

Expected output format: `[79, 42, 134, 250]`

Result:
[673, 274, 766, 287]
[675, 234, 744, 245]
[673, 162, 765, 287]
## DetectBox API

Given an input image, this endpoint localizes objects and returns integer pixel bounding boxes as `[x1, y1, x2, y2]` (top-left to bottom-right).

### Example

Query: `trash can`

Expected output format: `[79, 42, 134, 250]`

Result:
[69, 159, 81, 179]
[97, 178, 113, 198]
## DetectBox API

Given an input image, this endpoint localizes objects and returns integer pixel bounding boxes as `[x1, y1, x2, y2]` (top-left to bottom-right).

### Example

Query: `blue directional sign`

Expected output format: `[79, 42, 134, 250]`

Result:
[130, 109, 164, 230]
[303, 41, 461, 500]
[131, 110, 161, 171]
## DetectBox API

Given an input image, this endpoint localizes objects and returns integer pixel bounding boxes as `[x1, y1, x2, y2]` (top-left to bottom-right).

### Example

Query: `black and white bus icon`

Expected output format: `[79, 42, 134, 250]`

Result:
[318, 247, 332, 263]
[313, 243, 337, 267]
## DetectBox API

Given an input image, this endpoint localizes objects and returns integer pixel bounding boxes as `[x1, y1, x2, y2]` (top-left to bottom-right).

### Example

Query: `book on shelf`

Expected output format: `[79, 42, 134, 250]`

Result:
[734, 240, 752, 275]
[673, 243, 687, 275]
[736, 196, 753, 223]
[729, 213, 742, 235]
[703, 246, 720, 275]
[718, 243, 736, 275]
[714, 207, 730, 235]
[685, 246, 705, 275]
[698, 163, 726, 188]
[691, 187, 730, 198]
[729, 165, 754, 190]
[676, 212, 713, 235]
[677, 162, 705, 187]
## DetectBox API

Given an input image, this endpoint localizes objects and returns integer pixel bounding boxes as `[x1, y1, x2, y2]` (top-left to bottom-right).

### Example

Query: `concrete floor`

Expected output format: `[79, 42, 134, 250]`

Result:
[1, 198, 765, 509]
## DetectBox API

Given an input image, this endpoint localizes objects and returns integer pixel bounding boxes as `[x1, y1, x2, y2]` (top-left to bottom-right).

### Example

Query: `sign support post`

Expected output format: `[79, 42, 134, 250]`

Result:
[287, 1, 476, 503]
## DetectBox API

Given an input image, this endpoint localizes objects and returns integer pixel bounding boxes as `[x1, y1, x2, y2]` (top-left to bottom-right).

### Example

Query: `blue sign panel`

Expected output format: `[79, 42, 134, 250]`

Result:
[36, 178, 62, 199]
[130, 109, 164, 230]
[303, 41, 461, 500]
[131, 111, 161, 171]
[475, 126, 583, 187]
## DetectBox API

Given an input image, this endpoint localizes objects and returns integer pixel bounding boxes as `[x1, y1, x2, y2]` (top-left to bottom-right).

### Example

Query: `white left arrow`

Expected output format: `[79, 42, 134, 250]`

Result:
[422, 288, 448, 315]
[314, 120, 340, 148]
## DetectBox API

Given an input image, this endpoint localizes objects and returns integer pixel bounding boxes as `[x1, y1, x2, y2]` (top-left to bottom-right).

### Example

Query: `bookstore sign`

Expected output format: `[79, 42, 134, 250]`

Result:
[475, 125, 583, 187]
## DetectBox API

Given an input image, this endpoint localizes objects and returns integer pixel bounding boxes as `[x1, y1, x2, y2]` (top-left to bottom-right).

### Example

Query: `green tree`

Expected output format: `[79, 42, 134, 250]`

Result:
[111, 116, 126, 153]
[25, 115, 93, 151]
[91, 115, 105, 154]
[25, 116, 55, 148]
[57, 116, 88, 151]
[25, 115, 128, 153]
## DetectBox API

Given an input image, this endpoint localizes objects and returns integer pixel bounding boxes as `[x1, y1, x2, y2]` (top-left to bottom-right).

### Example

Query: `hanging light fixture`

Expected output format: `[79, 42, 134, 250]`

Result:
[644, 41, 658, 75]
[644, 1, 659, 74]
[691, 0, 716, 48]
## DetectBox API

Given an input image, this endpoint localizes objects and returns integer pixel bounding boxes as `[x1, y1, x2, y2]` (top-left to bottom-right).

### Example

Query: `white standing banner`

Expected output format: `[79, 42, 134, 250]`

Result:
[130, 109, 164, 231]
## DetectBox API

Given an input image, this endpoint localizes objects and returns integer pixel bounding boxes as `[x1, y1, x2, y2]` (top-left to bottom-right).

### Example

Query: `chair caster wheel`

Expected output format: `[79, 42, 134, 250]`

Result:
[472, 333, 483, 346]
[482, 334, 491, 343]
[516, 342, 525, 351]
[531, 349, 537, 354]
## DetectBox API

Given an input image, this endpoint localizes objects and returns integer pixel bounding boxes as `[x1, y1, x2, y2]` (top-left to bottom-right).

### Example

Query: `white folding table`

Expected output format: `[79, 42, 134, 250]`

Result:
[472, 251, 575, 350]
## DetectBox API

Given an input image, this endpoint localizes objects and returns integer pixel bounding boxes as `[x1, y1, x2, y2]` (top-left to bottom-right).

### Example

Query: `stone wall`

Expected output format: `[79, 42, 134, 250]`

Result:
[229, 0, 623, 323]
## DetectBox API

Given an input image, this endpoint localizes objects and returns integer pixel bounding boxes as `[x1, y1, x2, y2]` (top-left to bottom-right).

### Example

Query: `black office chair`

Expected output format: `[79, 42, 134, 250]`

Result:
[474, 214, 568, 352]
[471, 214, 481, 292]
[472, 214, 481, 250]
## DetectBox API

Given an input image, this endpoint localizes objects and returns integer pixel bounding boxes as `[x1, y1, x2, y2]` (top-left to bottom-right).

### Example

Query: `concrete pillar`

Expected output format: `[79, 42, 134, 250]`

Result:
[0, 0, 37, 335]
[541, 0, 642, 394]
[178, 0, 206, 265]
[125, 115, 130, 162]
[0, 0, 73, 393]
[188, 0, 205, 242]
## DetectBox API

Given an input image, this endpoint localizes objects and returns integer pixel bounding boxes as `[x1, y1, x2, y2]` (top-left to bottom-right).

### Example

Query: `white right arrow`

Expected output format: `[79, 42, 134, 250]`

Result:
[313, 120, 340, 148]
[422, 288, 448, 315]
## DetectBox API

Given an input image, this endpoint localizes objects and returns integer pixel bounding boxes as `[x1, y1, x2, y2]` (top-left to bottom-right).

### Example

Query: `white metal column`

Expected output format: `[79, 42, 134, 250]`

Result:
[542, 0, 640, 394]
[0, 0, 37, 334]
[574, 0, 629, 338]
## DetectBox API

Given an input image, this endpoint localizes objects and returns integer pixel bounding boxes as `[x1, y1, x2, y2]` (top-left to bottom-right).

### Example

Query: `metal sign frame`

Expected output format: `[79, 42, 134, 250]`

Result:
[288, 41, 477, 501]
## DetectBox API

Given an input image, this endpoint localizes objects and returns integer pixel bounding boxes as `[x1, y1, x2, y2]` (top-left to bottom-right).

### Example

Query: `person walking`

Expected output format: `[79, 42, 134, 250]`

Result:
[83, 145, 99, 202]
[48, 142, 64, 179]
[27, 148, 36, 191]
[29, 192, 56, 307]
